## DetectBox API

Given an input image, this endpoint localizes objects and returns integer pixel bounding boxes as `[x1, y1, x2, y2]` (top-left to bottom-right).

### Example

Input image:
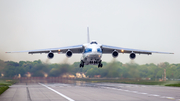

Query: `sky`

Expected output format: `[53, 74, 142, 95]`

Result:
[0, 0, 179, 64]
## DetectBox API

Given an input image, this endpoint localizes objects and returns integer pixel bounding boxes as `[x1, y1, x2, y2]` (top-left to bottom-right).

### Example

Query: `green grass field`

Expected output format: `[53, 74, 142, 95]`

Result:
[76, 78, 180, 87]
[0, 86, 9, 95]
[0, 79, 17, 95]
[165, 83, 180, 87]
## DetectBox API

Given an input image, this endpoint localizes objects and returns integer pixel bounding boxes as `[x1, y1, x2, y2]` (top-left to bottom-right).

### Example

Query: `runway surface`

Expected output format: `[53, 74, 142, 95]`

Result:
[1, 81, 180, 101]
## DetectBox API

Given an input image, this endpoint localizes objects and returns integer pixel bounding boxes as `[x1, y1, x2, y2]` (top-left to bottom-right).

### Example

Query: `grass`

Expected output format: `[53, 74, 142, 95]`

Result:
[76, 78, 180, 87]
[0, 79, 17, 95]
[0, 86, 9, 95]
[165, 83, 180, 87]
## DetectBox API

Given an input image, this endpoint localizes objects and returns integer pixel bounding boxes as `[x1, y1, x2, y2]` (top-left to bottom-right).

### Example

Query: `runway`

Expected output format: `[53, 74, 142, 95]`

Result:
[1, 81, 180, 101]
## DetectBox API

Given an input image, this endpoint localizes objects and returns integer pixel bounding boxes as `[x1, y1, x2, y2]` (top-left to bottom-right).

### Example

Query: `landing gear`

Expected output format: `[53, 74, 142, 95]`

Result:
[98, 64, 103, 68]
[80, 64, 84, 68]
[79, 60, 84, 68]
[98, 60, 103, 68]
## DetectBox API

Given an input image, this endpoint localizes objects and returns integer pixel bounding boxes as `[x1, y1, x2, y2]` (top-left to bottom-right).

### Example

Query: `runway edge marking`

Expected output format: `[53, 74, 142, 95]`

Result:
[39, 83, 75, 101]
[102, 87, 176, 100]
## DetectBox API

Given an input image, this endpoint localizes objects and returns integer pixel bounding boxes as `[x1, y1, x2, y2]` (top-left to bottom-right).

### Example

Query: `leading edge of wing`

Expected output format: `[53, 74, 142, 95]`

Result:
[6, 45, 83, 54]
[101, 45, 174, 54]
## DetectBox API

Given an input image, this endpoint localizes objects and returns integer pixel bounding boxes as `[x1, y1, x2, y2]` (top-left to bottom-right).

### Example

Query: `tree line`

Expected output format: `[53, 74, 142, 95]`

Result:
[0, 59, 180, 80]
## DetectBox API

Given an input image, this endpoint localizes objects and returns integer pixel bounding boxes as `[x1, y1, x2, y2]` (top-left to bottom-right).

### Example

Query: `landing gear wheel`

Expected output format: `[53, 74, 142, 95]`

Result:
[98, 64, 100, 68]
[98, 60, 103, 68]
[98, 63, 103, 68]
[79, 60, 84, 68]
[98, 64, 103, 68]
[79, 64, 84, 68]
[100, 64, 103, 67]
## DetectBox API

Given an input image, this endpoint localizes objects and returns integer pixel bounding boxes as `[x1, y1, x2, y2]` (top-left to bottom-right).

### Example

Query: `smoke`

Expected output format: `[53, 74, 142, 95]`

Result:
[129, 59, 136, 64]
[60, 57, 69, 64]
[42, 56, 70, 65]
[45, 58, 50, 64]
[111, 58, 116, 62]
[105, 58, 117, 68]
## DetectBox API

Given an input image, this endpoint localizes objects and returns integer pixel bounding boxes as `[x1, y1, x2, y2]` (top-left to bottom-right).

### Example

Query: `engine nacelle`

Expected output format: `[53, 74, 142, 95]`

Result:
[66, 50, 73, 57]
[130, 53, 136, 59]
[48, 52, 54, 59]
[112, 50, 119, 58]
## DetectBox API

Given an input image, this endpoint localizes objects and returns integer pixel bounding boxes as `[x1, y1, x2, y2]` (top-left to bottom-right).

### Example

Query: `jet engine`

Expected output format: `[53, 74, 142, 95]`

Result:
[130, 53, 136, 59]
[48, 52, 54, 59]
[112, 50, 119, 58]
[66, 50, 73, 57]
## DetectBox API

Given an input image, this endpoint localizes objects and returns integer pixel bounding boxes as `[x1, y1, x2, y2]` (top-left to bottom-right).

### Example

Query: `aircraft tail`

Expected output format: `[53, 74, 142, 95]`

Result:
[87, 27, 90, 43]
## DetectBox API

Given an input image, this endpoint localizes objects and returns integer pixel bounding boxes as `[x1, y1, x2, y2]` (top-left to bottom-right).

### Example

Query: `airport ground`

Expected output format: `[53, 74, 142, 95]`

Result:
[0, 79, 180, 101]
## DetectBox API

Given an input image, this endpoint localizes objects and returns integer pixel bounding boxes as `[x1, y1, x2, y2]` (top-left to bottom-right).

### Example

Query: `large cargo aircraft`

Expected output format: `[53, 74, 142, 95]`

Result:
[7, 27, 173, 68]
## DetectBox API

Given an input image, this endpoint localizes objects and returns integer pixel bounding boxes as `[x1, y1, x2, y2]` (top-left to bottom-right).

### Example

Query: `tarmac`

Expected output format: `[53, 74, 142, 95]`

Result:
[1, 81, 180, 101]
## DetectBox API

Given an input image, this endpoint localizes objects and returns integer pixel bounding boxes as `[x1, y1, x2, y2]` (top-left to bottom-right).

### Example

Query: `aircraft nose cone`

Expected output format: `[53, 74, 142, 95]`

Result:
[92, 48, 97, 53]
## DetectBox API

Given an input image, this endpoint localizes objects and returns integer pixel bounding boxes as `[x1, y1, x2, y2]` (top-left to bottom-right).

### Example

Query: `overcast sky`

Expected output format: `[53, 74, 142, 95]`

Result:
[0, 0, 179, 64]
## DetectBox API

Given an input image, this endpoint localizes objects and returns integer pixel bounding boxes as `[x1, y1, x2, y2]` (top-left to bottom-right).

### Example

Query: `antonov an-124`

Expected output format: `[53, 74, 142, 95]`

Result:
[7, 27, 173, 68]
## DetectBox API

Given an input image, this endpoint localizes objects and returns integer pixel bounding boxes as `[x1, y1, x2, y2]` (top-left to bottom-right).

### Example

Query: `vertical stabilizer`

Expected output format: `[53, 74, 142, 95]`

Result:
[87, 27, 90, 43]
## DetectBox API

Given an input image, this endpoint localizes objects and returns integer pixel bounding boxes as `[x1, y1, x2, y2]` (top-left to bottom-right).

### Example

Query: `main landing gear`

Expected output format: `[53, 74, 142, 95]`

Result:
[98, 60, 103, 68]
[79, 60, 84, 68]
[79, 60, 103, 68]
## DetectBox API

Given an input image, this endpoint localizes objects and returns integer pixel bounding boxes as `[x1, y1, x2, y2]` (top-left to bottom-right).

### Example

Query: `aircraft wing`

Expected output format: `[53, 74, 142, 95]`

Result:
[101, 45, 174, 55]
[6, 45, 84, 54]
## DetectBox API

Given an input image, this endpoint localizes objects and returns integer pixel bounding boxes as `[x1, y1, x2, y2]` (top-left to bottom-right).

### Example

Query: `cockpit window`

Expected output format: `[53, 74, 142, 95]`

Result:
[84, 48, 92, 53]
[90, 41, 98, 44]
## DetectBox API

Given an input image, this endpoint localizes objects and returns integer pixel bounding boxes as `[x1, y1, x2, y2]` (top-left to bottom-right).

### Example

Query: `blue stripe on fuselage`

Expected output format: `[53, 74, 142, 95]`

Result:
[97, 48, 102, 53]
[84, 48, 92, 53]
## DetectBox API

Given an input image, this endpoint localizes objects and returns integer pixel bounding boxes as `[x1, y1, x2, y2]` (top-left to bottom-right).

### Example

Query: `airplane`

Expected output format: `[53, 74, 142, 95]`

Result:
[6, 27, 173, 68]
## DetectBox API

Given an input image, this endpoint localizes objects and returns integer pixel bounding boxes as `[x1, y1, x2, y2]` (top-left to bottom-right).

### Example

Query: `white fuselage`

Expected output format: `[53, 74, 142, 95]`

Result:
[82, 43, 102, 65]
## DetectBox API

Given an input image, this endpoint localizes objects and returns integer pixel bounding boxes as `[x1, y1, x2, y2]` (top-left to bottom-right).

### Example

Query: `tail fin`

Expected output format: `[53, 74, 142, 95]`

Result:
[87, 27, 90, 43]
